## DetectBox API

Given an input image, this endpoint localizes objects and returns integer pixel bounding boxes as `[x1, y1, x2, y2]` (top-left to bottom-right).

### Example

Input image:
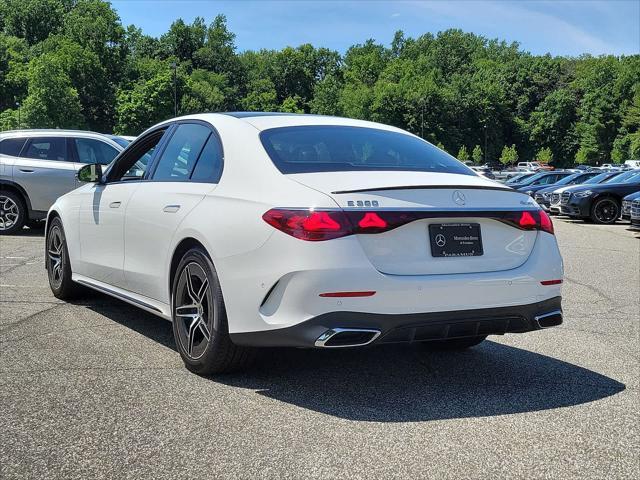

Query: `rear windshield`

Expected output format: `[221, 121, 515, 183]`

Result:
[260, 126, 474, 176]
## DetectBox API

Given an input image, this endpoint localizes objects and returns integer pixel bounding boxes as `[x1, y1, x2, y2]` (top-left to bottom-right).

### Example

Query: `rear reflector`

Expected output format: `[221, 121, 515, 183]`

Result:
[540, 279, 563, 286]
[263, 208, 556, 241]
[319, 291, 376, 297]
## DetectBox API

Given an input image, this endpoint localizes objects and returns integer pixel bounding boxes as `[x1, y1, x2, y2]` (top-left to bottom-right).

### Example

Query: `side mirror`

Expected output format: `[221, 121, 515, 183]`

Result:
[77, 163, 104, 183]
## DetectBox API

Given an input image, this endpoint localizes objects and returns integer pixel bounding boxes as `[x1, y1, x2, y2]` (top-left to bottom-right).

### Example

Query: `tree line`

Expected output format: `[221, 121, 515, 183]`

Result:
[1, 0, 638, 167]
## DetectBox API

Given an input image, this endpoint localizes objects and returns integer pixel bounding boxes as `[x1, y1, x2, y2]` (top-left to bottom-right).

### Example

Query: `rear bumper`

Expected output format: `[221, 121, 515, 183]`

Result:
[230, 296, 563, 347]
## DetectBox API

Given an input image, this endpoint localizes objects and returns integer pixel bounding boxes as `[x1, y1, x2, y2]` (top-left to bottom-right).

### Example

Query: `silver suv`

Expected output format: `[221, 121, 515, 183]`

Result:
[0, 130, 129, 234]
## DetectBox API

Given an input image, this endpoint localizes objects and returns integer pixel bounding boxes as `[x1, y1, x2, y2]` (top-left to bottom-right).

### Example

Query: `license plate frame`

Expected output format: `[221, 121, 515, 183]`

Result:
[429, 223, 484, 258]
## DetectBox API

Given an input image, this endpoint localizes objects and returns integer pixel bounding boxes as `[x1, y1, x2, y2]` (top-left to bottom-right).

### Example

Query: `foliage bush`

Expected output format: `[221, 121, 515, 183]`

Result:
[0, 0, 638, 167]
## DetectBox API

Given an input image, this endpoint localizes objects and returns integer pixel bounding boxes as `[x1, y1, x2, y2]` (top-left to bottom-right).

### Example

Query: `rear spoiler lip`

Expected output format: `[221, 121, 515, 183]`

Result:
[331, 184, 514, 194]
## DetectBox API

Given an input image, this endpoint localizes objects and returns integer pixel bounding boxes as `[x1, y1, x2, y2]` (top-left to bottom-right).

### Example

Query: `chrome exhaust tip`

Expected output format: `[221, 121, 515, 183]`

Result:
[534, 310, 563, 328]
[315, 328, 381, 348]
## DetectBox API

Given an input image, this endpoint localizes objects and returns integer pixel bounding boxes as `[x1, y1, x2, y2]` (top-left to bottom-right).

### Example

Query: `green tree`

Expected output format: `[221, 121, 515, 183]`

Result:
[0, 5, 638, 153]
[0, 0, 71, 45]
[181, 69, 229, 114]
[160, 17, 205, 64]
[536, 147, 553, 163]
[500, 144, 518, 165]
[611, 87, 640, 162]
[0, 108, 19, 130]
[472, 145, 483, 163]
[0, 33, 29, 111]
[457, 145, 470, 161]
[280, 95, 305, 113]
[36, 35, 114, 131]
[22, 53, 84, 128]
[310, 75, 343, 115]
[241, 78, 278, 112]
[115, 63, 180, 135]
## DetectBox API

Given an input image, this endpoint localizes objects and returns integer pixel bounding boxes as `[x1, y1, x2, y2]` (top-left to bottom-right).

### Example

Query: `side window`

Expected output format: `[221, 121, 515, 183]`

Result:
[0, 138, 26, 156]
[22, 137, 67, 161]
[74, 138, 120, 165]
[191, 134, 223, 183]
[106, 129, 167, 182]
[123, 147, 155, 179]
[152, 124, 210, 181]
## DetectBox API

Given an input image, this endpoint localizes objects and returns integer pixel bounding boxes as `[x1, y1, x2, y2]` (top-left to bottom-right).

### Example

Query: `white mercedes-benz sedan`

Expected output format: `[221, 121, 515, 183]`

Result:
[46, 112, 563, 374]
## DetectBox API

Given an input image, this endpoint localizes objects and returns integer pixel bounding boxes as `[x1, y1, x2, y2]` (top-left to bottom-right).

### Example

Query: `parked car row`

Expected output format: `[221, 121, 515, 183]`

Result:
[0, 130, 132, 234]
[523, 169, 640, 225]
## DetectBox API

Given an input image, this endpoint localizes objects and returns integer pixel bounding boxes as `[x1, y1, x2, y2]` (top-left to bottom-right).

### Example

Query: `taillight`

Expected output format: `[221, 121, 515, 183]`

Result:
[539, 210, 554, 235]
[262, 208, 555, 241]
[262, 209, 352, 241]
[501, 210, 554, 235]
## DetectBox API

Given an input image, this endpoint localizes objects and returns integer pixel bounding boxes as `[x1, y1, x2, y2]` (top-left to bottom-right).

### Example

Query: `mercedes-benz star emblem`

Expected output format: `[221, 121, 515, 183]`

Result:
[452, 190, 466, 205]
[435, 234, 446, 247]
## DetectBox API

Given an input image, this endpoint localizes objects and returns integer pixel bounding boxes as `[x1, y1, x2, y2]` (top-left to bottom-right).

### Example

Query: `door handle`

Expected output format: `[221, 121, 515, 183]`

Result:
[18, 168, 35, 173]
[163, 205, 180, 213]
[109, 201, 121, 209]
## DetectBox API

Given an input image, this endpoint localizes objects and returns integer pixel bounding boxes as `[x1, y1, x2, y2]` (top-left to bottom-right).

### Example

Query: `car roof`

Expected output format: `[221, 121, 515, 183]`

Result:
[154, 112, 411, 135]
[0, 129, 116, 139]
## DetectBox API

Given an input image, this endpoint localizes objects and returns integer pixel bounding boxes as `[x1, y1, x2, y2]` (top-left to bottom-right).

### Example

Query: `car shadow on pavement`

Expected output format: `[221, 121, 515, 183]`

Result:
[5, 226, 45, 237]
[82, 294, 625, 423]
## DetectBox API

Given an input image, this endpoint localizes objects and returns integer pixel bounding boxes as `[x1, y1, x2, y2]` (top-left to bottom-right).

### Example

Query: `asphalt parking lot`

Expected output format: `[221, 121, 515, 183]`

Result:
[1, 219, 638, 479]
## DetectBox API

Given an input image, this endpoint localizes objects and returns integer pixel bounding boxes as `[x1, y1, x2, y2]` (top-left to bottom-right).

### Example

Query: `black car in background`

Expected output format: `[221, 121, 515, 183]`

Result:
[505, 172, 537, 185]
[628, 192, 640, 230]
[546, 171, 625, 214]
[559, 170, 640, 224]
[508, 171, 569, 190]
[534, 171, 603, 210]
[517, 171, 574, 196]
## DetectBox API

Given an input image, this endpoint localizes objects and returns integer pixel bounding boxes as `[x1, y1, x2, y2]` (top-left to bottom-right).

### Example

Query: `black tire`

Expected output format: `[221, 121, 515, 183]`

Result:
[0, 190, 26, 235]
[46, 217, 82, 299]
[421, 335, 488, 351]
[590, 197, 620, 225]
[171, 247, 254, 375]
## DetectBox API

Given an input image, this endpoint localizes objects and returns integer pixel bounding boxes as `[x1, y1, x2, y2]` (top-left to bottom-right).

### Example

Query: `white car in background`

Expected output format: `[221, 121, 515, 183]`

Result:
[517, 161, 542, 171]
[624, 160, 640, 169]
[45, 113, 564, 375]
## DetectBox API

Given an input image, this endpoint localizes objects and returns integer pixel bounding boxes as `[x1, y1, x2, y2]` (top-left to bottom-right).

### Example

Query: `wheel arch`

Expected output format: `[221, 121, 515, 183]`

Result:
[0, 179, 33, 213]
[592, 192, 622, 203]
[169, 237, 212, 301]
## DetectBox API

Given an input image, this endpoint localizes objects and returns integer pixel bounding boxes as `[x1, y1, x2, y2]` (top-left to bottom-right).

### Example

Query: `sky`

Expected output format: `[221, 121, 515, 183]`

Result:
[111, 0, 640, 56]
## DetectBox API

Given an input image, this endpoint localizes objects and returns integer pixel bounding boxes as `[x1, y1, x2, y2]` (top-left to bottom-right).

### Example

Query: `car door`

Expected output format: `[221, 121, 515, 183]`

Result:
[75, 129, 169, 287]
[12, 137, 76, 212]
[123, 122, 222, 303]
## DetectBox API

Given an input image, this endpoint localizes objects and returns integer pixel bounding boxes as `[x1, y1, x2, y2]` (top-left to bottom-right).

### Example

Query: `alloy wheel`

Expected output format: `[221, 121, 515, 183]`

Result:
[47, 226, 65, 288]
[594, 199, 619, 224]
[0, 195, 20, 231]
[174, 262, 213, 360]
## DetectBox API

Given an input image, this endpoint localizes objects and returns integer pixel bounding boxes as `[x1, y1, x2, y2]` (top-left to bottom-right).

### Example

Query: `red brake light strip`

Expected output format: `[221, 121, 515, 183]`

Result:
[262, 208, 555, 241]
